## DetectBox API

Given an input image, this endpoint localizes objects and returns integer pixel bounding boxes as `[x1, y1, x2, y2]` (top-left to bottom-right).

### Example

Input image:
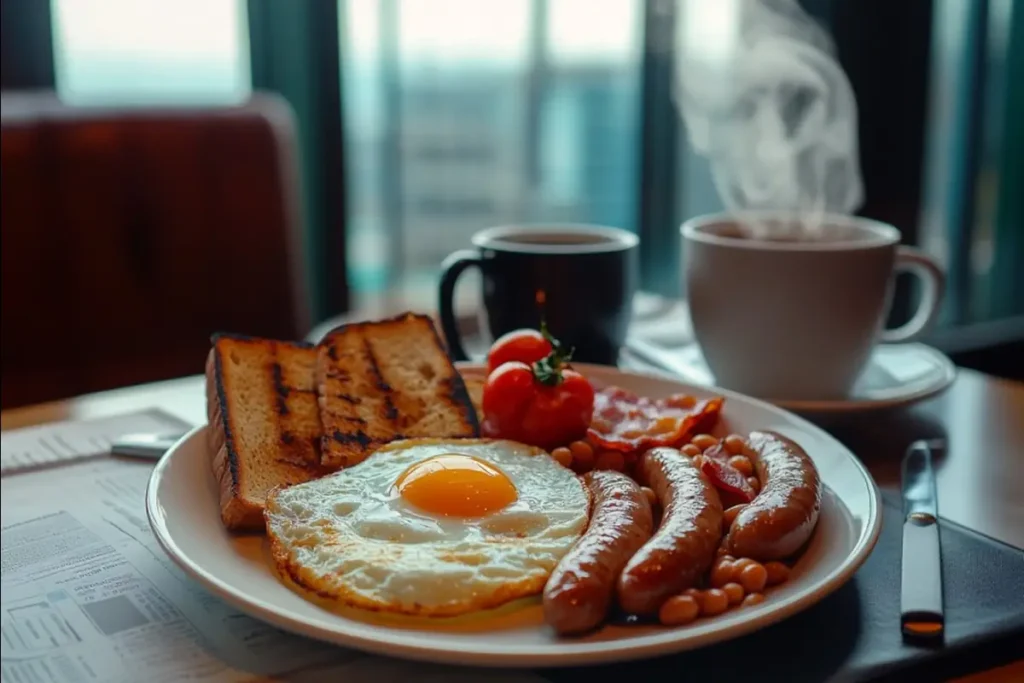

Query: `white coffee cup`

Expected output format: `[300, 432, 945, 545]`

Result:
[682, 211, 945, 401]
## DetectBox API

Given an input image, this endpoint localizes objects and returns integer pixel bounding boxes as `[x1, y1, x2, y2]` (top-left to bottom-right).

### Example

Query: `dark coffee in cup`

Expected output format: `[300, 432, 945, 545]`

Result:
[494, 233, 617, 246]
[438, 224, 639, 365]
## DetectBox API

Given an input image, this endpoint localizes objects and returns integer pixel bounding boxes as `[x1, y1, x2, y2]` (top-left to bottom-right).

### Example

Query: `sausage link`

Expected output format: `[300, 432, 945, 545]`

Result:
[724, 430, 821, 561]
[617, 447, 723, 616]
[543, 470, 654, 634]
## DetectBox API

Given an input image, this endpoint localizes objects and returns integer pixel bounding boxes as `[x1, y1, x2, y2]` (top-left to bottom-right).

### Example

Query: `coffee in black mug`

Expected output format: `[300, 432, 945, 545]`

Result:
[438, 224, 639, 365]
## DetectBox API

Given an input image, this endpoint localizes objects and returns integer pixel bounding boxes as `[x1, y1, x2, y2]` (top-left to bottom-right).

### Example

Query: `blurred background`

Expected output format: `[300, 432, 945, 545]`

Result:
[2, 0, 1022, 408]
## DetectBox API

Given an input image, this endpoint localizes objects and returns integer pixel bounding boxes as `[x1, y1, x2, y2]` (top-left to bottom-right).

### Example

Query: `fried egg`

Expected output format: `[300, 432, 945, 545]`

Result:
[265, 438, 590, 617]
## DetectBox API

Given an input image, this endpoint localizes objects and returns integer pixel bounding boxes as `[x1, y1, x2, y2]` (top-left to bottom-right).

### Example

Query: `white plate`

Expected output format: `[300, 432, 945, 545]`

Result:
[644, 343, 956, 416]
[146, 363, 882, 668]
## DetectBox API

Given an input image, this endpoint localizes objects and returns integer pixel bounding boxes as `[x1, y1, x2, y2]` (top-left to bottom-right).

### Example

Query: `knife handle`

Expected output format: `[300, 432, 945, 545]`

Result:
[901, 514, 944, 641]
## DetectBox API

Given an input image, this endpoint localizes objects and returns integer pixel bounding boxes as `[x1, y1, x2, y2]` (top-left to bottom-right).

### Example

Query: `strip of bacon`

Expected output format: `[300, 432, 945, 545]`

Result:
[586, 386, 724, 453]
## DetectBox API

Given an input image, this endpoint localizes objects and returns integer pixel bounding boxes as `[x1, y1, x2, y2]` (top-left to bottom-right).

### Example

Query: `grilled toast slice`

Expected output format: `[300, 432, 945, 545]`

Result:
[206, 335, 326, 531]
[316, 312, 479, 469]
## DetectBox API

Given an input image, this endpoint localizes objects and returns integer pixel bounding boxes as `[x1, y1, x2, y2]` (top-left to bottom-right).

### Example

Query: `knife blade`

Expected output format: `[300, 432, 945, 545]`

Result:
[110, 432, 186, 460]
[900, 439, 945, 642]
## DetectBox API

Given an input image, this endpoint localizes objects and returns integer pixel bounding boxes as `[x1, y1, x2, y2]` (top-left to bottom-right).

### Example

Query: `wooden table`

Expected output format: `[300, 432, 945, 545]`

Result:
[3, 367, 1022, 681]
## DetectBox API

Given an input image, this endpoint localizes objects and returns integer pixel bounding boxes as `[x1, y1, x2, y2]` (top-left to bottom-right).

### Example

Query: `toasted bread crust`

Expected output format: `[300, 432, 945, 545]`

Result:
[420, 314, 479, 433]
[316, 312, 479, 469]
[206, 345, 264, 529]
[207, 334, 325, 531]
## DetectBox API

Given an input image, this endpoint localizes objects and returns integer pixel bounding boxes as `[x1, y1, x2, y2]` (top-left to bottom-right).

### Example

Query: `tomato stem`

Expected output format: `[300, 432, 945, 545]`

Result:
[533, 322, 574, 386]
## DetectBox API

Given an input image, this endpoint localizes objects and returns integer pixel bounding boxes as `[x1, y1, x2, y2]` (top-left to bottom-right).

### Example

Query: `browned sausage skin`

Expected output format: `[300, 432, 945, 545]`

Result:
[617, 447, 723, 616]
[725, 430, 821, 561]
[543, 470, 654, 635]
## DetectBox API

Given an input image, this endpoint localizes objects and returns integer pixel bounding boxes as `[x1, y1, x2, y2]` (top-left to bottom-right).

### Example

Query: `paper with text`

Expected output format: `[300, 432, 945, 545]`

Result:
[1, 409, 192, 475]
[1, 457, 547, 683]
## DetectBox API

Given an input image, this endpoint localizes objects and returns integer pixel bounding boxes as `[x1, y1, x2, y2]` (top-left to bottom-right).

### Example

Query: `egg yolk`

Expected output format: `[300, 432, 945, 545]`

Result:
[394, 454, 518, 517]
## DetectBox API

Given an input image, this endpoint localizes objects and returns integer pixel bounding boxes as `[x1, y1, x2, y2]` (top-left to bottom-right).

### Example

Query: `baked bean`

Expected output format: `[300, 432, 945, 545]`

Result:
[551, 447, 573, 468]
[701, 588, 729, 616]
[569, 440, 593, 461]
[682, 587, 702, 600]
[746, 476, 761, 493]
[723, 434, 748, 455]
[692, 454, 704, 469]
[651, 416, 677, 434]
[739, 562, 768, 593]
[681, 444, 702, 458]
[732, 558, 756, 573]
[710, 561, 736, 588]
[728, 455, 754, 477]
[594, 450, 626, 471]
[742, 592, 765, 607]
[572, 444, 595, 472]
[659, 595, 700, 626]
[765, 561, 791, 586]
[675, 395, 697, 409]
[691, 434, 719, 451]
[723, 504, 747, 528]
[722, 582, 745, 606]
[641, 486, 658, 509]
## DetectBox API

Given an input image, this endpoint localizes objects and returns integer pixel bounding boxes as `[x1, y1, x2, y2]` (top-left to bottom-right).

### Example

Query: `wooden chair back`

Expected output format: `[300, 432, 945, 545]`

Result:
[1, 92, 311, 408]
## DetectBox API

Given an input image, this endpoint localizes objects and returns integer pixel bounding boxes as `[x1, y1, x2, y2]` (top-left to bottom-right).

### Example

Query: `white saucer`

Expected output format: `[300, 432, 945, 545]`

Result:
[631, 343, 957, 416]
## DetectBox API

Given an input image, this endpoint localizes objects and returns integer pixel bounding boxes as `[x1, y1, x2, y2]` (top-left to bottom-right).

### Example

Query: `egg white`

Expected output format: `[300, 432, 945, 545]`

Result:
[265, 438, 590, 617]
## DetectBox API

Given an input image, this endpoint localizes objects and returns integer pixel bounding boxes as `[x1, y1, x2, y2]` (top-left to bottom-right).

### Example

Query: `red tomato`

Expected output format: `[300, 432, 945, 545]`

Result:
[486, 329, 553, 375]
[482, 361, 595, 451]
[700, 458, 756, 504]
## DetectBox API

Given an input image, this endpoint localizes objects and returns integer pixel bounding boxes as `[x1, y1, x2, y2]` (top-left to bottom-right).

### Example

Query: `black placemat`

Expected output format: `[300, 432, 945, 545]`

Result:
[541, 493, 1024, 683]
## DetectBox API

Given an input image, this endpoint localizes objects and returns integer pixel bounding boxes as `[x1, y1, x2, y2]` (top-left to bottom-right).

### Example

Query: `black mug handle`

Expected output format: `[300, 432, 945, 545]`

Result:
[438, 249, 482, 361]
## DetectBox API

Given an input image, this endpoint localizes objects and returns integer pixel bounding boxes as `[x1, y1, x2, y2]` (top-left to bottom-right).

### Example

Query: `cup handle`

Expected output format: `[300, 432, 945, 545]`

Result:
[879, 246, 945, 343]
[438, 249, 482, 361]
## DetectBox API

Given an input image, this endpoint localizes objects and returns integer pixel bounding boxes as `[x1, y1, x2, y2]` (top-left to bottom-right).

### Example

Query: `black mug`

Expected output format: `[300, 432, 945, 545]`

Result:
[438, 224, 639, 365]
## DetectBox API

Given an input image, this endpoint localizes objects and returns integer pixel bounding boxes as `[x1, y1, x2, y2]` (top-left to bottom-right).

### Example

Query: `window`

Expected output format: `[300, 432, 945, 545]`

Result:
[919, 0, 1022, 325]
[51, 0, 250, 105]
[22, 0, 1023, 329]
[339, 0, 643, 309]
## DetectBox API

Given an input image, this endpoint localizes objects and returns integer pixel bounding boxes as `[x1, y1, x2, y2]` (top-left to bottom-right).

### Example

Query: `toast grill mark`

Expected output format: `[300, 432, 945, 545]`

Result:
[327, 344, 339, 361]
[441, 375, 480, 434]
[342, 416, 367, 425]
[278, 431, 323, 472]
[363, 338, 400, 426]
[423, 319, 480, 435]
[327, 367, 350, 381]
[336, 393, 362, 405]
[333, 429, 373, 449]
[271, 342, 324, 472]
[272, 362, 289, 416]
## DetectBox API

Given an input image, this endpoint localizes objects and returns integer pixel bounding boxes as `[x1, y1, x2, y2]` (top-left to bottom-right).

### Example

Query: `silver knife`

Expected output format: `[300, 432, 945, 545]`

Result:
[900, 439, 945, 642]
[110, 432, 187, 460]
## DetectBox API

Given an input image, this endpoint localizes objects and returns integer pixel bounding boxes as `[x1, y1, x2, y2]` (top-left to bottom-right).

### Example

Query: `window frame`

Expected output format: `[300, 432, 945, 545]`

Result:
[248, 0, 350, 320]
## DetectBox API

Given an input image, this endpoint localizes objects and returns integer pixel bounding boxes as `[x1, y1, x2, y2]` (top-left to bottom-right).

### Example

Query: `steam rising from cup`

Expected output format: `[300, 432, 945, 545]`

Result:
[675, 0, 864, 237]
